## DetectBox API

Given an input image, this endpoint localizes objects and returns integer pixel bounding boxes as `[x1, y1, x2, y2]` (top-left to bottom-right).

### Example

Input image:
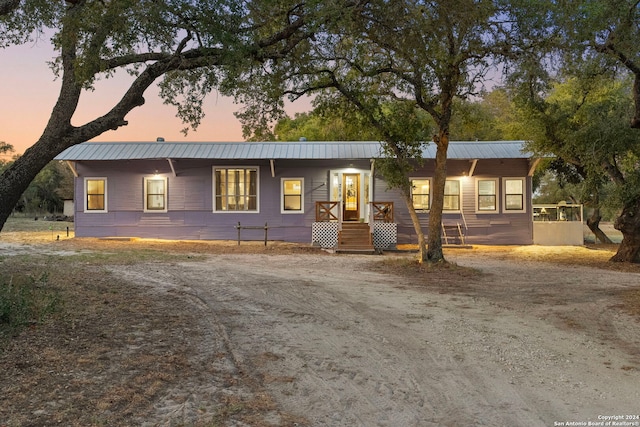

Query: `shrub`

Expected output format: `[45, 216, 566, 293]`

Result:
[0, 271, 60, 345]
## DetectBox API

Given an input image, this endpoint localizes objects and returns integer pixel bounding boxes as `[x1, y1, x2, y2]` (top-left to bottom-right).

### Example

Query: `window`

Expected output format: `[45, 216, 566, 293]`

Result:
[214, 167, 258, 212]
[476, 179, 498, 212]
[443, 180, 461, 211]
[85, 178, 107, 212]
[503, 178, 525, 212]
[411, 179, 430, 210]
[282, 178, 304, 213]
[144, 176, 168, 212]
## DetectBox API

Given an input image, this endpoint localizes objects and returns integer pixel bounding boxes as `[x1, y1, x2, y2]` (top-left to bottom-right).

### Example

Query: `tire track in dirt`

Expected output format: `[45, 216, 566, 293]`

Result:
[110, 253, 640, 427]
[171, 255, 555, 426]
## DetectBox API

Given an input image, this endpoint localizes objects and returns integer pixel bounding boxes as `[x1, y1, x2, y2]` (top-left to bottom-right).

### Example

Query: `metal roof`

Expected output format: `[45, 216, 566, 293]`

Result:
[55, 140, 532, 161]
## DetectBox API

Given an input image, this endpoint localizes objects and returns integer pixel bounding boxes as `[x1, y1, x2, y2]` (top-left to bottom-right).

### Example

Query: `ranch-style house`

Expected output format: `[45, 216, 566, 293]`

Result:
[55, 140, 540, 251]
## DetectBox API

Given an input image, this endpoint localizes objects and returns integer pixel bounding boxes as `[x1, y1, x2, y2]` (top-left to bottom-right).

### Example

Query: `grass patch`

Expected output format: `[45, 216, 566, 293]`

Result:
[0, 269, 61, 346]
[3, 215, 73, 232]
[63, 248, 204, 265]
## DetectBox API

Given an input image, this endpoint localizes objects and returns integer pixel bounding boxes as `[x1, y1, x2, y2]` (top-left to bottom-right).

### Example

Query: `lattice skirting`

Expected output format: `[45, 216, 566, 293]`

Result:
[373, 222, 397, 250]
[312, 222, 397, 250]
[312, 222, 339, 248]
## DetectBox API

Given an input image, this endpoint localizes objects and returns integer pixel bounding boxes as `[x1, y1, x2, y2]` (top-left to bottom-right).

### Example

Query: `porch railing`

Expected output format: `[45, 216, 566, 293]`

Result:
[315, 201, 394, 223]
[372, 202, 394, 222]
[315, 201, 339, 222]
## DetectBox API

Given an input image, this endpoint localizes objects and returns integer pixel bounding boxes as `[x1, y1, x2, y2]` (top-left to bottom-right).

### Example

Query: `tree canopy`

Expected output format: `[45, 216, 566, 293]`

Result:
[3, 0, 640, 262]
[0, 0, 339, 230]
[238, 0, 529, 262]
[507, 0, 640, 261]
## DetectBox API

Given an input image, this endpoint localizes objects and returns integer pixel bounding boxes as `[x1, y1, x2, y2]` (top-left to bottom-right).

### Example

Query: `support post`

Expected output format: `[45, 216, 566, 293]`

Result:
[264, 222, 268, 246]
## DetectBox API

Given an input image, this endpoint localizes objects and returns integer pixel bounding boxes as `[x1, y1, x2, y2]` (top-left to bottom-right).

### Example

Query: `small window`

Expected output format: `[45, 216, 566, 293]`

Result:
[214, 167, 259, 212]
[503, 178, 525, 212]
[411, 178, 430, 211]
[443, 180, 461, 211]
[282, 178, 304, 213]
[85, 178, 107, 212]
[144, 176, 168, 212]
[477, 179, 497, 212]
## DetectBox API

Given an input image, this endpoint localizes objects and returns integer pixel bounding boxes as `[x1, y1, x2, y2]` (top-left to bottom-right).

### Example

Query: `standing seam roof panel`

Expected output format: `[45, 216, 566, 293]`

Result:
[55, 141, 532, 161]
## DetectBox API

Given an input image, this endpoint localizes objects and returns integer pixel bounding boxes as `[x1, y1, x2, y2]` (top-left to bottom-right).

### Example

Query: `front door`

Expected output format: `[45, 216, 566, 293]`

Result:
[343, 173, 360, 221]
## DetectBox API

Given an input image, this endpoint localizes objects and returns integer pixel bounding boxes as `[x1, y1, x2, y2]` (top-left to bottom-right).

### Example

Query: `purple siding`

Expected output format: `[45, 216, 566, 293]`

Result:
[74, 159, 368, 243]
[375, 158, 533, 245]
[73, 157, 533, 245]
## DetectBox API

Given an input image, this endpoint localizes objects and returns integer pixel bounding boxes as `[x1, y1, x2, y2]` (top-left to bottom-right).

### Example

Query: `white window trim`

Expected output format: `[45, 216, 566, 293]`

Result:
[502, 177, 527, 213]
[143, 176, 168, 213]
[281, 177, 304, 214]
[475, 178, 499, 214]
[443, 178, 462, 213]
[212, 166, 260, 213]
[410, 177, 431, 212]
[84, 177, 108, 213]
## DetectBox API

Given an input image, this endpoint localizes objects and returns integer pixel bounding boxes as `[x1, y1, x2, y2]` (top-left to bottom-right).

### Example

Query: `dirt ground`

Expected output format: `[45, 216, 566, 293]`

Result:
[1, 220, 640, 426]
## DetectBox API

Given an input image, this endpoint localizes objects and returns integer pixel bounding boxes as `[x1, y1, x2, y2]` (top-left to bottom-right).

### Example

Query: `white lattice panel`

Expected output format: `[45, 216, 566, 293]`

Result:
[373, 222, 397, 249]
[312, 222, 339, 248]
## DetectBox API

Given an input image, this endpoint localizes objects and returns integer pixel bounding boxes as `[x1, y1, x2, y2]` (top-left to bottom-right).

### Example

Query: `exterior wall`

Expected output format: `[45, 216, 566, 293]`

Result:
[376, 158, 534, 245]
[533, 222, 584, 246]
[73, 158, 370, 242]
[72, 157, 533, 245]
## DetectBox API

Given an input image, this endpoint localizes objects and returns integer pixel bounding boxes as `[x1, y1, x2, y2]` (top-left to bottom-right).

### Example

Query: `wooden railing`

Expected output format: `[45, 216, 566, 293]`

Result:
[316, 201, 394, 223]
[372, 202, 394, 222]
[315, 201, 339, 222]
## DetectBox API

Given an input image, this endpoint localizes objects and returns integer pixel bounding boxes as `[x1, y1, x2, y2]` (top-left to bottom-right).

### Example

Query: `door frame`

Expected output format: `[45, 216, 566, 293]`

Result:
[329, 169, 371, 223]
[342, 173, 360, 221]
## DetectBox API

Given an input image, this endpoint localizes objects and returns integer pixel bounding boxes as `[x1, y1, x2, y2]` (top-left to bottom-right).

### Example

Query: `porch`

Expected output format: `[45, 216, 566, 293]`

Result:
[312, 201, 397, 252]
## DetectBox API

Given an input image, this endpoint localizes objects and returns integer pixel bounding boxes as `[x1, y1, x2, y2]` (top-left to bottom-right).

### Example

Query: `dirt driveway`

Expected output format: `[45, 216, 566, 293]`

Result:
[2, 233, 640, 426]
[106, 244, 640, 426]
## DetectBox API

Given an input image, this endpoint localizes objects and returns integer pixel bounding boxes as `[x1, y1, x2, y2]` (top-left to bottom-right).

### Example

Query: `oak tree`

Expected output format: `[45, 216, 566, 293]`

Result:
[0, 0, 329, 230]
[240, 0, 520, 263]
[512, 0, 640, 261]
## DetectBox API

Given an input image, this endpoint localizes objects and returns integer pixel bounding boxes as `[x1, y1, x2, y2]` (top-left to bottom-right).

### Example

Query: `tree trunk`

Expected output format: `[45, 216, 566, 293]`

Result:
[0, 131, 78, 230]
[399, 190, 428, 262]
[586, 207, 613, 244]
[610, 196, 640, 262]
[426, 133, 448, 263]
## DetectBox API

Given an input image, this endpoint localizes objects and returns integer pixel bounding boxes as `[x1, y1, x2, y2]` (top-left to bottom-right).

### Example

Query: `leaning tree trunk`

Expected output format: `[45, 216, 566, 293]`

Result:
[610, 196, 640, 263]
[586, 206, 613, 244]
[0, 145, 53, 230]
[398, 190, 428, 262]
[426, 134, 448, 263]
[0, 138, 70, 229]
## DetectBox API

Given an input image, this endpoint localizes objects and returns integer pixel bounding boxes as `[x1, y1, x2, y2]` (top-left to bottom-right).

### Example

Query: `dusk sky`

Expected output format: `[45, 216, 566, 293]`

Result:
[1, 38, 311, 156]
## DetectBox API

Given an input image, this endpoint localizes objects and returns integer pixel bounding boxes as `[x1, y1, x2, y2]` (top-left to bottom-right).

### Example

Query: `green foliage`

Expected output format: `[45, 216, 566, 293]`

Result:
[251, 0, 547, 261]
[0, 140, 13, 154]
[0, 269, 60, 345]
[0, 141, 15, 168]
[515, 73, 640, 223]
[274, 109, 380, 142]
[449, 89, 530, 141]
[12, 160, 74, 214]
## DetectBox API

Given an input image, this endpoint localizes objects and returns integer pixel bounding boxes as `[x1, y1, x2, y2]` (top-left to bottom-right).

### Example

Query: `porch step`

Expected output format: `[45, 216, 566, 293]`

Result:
[337, 223, 375, 253]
